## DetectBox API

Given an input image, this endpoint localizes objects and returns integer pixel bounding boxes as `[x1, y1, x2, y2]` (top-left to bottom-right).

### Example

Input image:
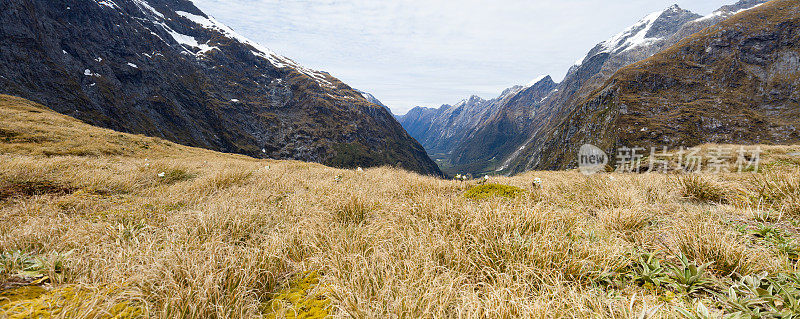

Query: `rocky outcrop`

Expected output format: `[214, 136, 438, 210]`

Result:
[0, 0, 442, 176]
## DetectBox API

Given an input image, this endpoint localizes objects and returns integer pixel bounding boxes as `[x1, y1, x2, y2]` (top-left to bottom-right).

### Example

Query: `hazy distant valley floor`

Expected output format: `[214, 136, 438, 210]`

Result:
[2, 94, 800, 318]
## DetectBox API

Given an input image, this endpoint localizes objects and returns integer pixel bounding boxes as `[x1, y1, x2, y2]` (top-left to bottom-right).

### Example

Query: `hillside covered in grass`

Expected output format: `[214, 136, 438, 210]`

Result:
[2, 94, 800, 317]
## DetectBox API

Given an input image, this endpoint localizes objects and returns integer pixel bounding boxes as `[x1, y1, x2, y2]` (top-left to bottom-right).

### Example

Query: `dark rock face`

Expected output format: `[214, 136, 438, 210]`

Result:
[0, 0, 441, 176]
[510, 0, 800, 171]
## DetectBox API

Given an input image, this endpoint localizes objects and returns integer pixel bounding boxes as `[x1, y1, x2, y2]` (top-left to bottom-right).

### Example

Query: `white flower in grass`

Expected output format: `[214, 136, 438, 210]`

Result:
[532, 177, 542, 189]
[264, 165, 271, 170]
[356, 167, 363, 172]
[157, 172, 165, 178]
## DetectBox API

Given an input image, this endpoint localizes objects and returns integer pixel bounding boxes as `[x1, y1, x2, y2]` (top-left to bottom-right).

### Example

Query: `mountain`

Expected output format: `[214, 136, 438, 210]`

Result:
[396, 82, 553, 175]
[488, 3, 704, 174]
[448, 77, 557, 171]
[355, 89, 391, 111]
[506, 0, 800, 172]
[0, 0, 442, 176]
[398, 94, 489, 156]
[398, 0, 770, 176]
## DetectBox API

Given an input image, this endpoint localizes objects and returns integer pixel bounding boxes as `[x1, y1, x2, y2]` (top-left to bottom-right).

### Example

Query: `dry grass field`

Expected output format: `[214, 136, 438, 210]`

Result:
[1, 94, 800, 318]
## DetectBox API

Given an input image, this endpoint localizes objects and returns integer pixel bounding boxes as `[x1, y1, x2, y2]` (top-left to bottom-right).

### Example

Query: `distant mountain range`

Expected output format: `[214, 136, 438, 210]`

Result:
[399, 0, 795, 176]
[0, 0, 442, 176]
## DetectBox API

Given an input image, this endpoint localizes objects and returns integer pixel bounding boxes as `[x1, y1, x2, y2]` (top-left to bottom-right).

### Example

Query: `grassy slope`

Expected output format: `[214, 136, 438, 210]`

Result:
[1, 94, 800, 317]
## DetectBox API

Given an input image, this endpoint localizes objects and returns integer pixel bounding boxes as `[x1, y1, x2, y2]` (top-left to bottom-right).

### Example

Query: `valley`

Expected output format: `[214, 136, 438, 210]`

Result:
[1, 94, 800, 317]
[1, 0, 799, 317]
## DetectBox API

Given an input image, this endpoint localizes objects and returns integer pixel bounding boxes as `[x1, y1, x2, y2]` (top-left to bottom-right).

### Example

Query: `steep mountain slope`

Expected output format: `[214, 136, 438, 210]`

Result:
[397, 81, 556, 175]
[355, 89, 391, 112]
[0, 0, 441, 176]
[449, 77, 557, 169]
[422, 0, 768, 176]
[401, 4, 711, 176]
[398, 94, 489, 155]
[509, 0, 800, 171]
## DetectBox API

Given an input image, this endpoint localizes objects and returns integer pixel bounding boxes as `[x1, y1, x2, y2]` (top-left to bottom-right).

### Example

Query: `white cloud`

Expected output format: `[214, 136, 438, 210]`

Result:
[191, 0, 735, 114]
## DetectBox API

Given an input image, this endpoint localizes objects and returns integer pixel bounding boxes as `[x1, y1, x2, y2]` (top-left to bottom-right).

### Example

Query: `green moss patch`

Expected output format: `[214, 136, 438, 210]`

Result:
[464, 184, 525, 200]
[0, 284, 143, 318]
[264, 271, 331, 319]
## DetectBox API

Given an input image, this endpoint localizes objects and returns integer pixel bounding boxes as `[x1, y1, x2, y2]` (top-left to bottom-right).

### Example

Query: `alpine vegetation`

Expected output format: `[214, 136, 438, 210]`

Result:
[2, 95, 800, 317]
[2, 0, 800, 317]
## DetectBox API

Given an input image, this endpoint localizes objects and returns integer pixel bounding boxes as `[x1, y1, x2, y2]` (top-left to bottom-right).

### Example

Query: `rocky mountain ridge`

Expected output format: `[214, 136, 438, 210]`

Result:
[0, 0, 442, 176]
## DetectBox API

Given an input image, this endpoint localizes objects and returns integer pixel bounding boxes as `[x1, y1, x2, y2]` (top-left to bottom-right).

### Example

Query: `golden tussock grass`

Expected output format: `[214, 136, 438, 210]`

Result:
[1, 95, 800, 317]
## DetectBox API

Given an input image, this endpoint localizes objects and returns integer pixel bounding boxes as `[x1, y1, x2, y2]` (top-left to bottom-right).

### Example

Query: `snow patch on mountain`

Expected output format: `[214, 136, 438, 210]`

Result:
[599, 9, 664, 54]
[95, 0, 120, 9]
[155, 21, 218, 56]
[173, 11, 334, 88]
[694, 2, 765, 22]
[133, 0, 164, 19]
[574, 56, 584, 67]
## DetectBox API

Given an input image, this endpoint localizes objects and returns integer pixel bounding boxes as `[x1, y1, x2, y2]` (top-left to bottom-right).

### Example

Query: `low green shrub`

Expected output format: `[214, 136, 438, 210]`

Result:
[464, 183, 525, 200]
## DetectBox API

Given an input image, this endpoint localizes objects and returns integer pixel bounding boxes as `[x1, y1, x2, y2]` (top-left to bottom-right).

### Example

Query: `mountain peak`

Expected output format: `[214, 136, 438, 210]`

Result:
[589, 4, 699, 56]
[457, 95, 485, 106]
[666, 4, 682, 12]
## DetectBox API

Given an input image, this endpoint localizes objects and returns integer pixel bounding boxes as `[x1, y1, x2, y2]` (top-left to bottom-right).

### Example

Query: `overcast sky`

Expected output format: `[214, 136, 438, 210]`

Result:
[191, 0, 735, 115]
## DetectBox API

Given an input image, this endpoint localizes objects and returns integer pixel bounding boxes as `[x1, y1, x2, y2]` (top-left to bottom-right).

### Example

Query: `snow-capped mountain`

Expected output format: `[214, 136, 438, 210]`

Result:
[398, 0, 771, 176]
[575, 4, 701, 67]
[519, 0, 800, 171]
[0, 0, 441, 176]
